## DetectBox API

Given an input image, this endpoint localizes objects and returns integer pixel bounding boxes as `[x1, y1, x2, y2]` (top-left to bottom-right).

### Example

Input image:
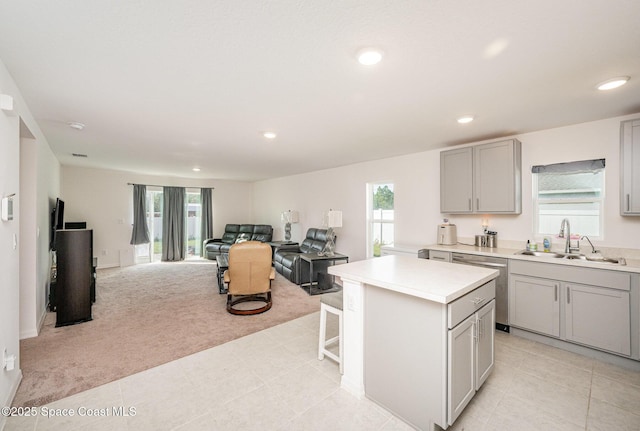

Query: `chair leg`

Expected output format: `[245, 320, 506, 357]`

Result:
[318, 303, 328, 360]
[318, 303, 343, 374]
[338, 306, 343, 374]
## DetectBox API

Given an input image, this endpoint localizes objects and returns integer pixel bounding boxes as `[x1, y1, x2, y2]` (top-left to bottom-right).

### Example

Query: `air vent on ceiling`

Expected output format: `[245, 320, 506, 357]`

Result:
[72, 153, 88, 158]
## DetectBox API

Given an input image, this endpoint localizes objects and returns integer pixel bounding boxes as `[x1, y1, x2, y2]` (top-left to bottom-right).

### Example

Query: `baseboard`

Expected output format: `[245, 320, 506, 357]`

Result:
[511, 327, 640, 372]
[19, 305, 49, 340]
[0, 369, 23, 431]
[37, 304, 48, 334]
[19, 328, 38, 340]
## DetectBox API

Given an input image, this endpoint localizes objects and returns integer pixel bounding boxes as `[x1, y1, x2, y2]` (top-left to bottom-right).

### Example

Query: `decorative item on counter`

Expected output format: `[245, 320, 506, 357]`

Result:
[529, 241, 538, 251]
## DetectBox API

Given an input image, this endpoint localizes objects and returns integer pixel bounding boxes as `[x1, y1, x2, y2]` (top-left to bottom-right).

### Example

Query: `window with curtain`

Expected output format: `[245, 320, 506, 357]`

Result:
[532, 159, 605, 238]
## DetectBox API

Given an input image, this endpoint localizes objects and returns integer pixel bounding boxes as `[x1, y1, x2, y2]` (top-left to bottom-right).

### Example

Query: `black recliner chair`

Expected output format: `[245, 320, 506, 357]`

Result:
[274, 228, 333, 284]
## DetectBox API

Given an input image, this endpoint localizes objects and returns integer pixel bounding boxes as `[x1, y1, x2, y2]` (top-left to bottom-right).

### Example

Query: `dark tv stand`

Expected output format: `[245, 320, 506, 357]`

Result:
[52, 229, 94, 327]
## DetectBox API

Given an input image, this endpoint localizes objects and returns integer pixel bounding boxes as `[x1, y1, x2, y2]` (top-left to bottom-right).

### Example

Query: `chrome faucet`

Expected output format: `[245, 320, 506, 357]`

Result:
[581, 236, 599, 254]
[559, 218, 580, 254]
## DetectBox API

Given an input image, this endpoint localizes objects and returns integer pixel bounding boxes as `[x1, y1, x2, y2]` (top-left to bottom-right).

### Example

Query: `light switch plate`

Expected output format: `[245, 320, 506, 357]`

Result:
[1, 196, 13, 221]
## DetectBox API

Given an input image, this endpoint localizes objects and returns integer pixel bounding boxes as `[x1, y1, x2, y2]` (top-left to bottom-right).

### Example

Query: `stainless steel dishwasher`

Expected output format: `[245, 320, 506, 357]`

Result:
[451, 252, 509, 332]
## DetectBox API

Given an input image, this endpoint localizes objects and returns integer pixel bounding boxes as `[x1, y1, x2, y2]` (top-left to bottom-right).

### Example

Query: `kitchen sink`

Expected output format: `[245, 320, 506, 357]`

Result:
[584, 256, 627, 265]
[518, 250, 564, 258]
[515, 250, 626, 265]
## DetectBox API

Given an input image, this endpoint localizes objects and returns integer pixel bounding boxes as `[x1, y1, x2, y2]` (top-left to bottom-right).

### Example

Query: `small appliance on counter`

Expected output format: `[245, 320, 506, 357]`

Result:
[474, 231, 498, 248]
[437, 220, 457, 245]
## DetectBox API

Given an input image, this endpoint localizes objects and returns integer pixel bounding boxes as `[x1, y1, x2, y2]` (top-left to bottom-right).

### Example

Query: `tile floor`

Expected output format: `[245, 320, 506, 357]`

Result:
[4, 312, 640, 431]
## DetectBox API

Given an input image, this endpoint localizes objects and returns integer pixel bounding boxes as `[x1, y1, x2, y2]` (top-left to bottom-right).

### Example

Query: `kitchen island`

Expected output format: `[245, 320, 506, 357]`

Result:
[328, 255, 499, 431]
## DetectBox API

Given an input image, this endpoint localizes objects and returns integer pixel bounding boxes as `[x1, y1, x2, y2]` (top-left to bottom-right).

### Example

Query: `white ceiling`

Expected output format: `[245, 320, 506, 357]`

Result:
[1, 1, 639, 181]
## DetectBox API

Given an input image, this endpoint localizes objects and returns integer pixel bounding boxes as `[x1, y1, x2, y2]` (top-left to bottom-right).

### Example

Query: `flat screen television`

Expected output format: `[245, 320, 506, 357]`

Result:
[50, 198, 65, 250]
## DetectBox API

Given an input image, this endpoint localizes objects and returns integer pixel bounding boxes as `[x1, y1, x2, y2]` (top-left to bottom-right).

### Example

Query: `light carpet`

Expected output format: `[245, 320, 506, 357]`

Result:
[14, 259, 320, 407]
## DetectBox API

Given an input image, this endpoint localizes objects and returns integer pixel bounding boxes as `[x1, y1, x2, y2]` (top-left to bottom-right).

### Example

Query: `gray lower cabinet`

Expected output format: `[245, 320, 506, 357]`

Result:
[440, 139, 521, 214]
[621, 118, 640, 215]
[364, 280, 495, 430]
[509, 260, 632, 357]
[509, 274, 560, 338]
[565, 282, 630, 356]
[448, 300, 495, 425]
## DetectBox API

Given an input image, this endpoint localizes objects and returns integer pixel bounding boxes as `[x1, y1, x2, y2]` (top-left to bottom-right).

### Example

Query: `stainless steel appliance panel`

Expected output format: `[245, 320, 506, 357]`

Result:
[451, 252, 509, 331]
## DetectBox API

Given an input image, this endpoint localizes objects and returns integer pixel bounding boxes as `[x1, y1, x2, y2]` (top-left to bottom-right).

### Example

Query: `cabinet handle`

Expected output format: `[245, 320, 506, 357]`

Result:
[476, 198, 480, 211]
[468, 198, 472, 211]
[627, 194, 631, 212]
[554, 284, 558, 301]
[567, 286, 570, 304]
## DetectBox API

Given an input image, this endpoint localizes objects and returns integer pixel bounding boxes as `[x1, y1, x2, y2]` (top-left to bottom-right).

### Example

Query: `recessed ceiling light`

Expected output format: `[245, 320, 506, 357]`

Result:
[457, 115, 475, 124]
[357, 48, 383, 66]
[68, 122, 85, 131]
[192, 167, 201, 172]
[263, 132, 277, 139]
[596, 76, 630, 91]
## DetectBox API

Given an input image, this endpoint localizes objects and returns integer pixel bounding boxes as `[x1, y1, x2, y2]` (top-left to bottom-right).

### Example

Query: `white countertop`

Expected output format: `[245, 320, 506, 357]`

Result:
[328, 255, 498, 304]
[425, 243, 640, 274]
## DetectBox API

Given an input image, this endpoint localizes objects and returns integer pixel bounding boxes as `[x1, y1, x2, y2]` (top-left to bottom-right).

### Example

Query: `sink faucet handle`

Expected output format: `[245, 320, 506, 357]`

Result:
[580, 235, 599, 254]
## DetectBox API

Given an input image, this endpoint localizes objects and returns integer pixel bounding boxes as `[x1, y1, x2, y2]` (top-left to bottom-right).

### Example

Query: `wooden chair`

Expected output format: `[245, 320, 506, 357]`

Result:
[223, 241, 275, 315]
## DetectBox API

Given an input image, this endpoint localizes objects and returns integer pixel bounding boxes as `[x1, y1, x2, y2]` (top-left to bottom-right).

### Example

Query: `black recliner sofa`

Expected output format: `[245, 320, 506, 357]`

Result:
[274, 228, 333, 284]
[203, 224, 273, 259]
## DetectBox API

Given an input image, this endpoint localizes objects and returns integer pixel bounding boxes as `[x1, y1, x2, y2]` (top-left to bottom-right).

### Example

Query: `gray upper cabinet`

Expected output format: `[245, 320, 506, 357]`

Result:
[441, 139, 522, 214]
[621, 118, 640, 215]
[440, 147, 473, 212]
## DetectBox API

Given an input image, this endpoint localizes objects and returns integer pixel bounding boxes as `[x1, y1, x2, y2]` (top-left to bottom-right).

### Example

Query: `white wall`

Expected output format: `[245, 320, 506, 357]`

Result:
[61, 166, 255, 268]
[0, 84, 21, 424]
[253, 151, 443, 262]
[1, 58, 60, 425]
[254, 113, 640, 262]
[19, 131, 60, 340]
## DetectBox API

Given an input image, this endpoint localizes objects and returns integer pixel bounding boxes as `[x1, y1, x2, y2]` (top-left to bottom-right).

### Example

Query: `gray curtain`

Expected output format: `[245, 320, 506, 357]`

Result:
[161, 187, 185, 261]
[200, 188, 213, 256]
[130, 184, 150, 245]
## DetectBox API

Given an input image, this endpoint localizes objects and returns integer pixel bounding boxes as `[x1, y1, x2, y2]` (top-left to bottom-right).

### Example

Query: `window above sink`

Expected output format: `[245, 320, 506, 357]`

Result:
[532, 159, 605, 239]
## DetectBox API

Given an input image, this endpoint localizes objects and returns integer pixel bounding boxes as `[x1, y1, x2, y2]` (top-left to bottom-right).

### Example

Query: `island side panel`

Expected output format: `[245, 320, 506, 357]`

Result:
[341, 278, 366, 397]
[364, 284, 448, 430]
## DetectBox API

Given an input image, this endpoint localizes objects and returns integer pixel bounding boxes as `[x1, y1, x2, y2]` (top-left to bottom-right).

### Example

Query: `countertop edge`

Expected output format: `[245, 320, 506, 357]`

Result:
[424, 244, 640, 274]
[329, 257, 499, 304]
